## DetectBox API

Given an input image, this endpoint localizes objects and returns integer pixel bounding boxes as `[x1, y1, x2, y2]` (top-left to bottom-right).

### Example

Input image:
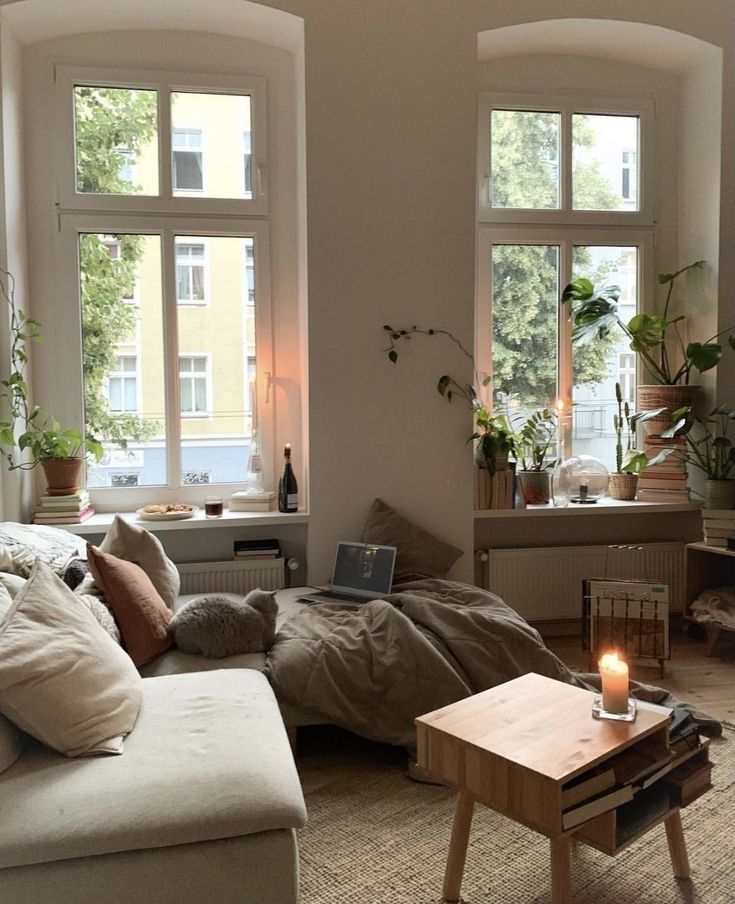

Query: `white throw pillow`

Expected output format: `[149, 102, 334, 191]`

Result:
[100, 515, 180, 609]
[0, 560, 142, 757]
[0, 572, 27, 599]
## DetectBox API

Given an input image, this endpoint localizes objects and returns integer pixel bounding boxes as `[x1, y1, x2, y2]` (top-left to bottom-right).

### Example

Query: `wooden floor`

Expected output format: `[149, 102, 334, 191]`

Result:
[545, 625, 735, 723]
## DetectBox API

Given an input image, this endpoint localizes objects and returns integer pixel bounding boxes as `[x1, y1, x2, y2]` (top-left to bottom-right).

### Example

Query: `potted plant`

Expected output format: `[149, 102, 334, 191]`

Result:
[504, 404, 558, 505]
[561, 261, 734, 431]
[608, 383, 672, 500]
[662, 405, 735, 509]
[0, 269, 102, 493]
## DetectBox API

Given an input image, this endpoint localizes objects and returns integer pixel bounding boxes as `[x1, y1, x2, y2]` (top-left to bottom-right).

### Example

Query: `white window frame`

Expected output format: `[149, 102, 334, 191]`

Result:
[476, 224, 653, 459]
[175, 238, 209, 305]
[172, 127, 205, 195]
[58, 213, 274, 509]
[477, 92, 654, 226]
[178, 352, 212, 417]
[55, 65, 269, 217]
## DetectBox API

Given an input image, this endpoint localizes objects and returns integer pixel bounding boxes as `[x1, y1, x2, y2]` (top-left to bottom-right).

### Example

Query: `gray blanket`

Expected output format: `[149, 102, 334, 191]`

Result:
[266, 579, 721, 748]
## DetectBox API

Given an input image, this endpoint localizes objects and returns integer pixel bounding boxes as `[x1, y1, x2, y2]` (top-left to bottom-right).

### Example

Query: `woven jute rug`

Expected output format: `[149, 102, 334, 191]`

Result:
[297, 727, 734, 904]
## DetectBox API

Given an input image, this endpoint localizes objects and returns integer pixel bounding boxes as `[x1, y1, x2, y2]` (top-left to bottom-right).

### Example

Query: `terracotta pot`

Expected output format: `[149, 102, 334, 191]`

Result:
[40, 458, 84, 496]
[637, 384, 701, 436]
[517, 470, 550, 505]
[703, 479, 735, 510]
[608, 473, 638, 501]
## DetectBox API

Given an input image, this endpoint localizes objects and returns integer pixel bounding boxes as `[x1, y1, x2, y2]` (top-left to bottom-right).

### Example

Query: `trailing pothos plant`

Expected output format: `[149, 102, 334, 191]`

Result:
[562, 261, 735, 385]
[0, 269, 103, 470]
[611, 382, 672, 475]
[382, 324, 517, 472]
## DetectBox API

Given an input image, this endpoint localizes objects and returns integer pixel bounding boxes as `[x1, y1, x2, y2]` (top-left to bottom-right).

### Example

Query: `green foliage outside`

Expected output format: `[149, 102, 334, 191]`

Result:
[490, 111, 623, 408]
[75, 86, 159, 448]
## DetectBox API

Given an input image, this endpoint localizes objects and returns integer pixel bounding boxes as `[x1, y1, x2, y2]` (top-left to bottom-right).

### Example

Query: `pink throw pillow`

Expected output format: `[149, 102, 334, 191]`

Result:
[87, 545, 172, 667]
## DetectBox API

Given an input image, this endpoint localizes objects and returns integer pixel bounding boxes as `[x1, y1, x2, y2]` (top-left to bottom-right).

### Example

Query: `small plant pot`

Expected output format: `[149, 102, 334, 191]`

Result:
[41, 458, 84, 496]
[703, 478, 735, 510]
[517, 470, 550, 505]
[637, 384, 701, 436]
[608, 473, 638, 501]
[474, 447, 509, 472]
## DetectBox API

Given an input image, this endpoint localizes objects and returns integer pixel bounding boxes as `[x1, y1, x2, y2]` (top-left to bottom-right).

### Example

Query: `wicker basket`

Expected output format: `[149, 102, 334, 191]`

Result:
[608, 473, 639, 501]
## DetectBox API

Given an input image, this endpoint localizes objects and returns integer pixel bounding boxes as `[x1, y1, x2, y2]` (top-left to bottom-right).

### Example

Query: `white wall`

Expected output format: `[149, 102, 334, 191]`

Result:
[0, 21, 32, 519]
[0, 0, 733, 581]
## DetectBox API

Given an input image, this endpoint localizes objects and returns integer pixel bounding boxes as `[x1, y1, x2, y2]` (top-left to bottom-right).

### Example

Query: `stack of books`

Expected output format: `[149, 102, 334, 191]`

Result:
[228, 490, 276, 512]
[33, 490, 95, 524]
[701, 509, 735, 548]
[636, 435, 689, 502]
[475, 468, 514, 510]
[233, 538, 281, 560]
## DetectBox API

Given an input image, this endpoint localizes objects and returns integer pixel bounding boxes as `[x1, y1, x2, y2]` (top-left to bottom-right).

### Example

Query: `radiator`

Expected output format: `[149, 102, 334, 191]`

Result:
[177, 558, 285, 595]
[479, 543, 685, 622]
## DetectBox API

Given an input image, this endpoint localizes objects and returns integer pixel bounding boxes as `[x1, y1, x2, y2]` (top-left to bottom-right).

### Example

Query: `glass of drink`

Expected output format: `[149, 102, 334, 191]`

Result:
[204, 497, 224, 518]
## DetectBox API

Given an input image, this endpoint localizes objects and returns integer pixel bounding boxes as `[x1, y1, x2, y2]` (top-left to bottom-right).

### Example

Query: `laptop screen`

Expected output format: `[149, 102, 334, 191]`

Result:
[332, 542, 396, 596]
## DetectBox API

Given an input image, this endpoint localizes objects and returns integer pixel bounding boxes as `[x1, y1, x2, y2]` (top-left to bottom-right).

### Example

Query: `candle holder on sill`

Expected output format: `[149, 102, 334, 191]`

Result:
[591, 695, 637, 722]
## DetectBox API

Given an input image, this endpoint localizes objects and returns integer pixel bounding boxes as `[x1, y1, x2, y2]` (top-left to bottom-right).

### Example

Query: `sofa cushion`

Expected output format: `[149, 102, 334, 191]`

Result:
[87, 546, 173, 666]
[0, 561, 142, 757]
[0, 670, 307, 870]
[99, 515, 180, 608]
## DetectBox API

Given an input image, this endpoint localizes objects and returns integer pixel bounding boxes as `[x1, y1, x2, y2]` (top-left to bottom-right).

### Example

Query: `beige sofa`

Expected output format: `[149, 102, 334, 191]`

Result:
[0, 668, 307, 904]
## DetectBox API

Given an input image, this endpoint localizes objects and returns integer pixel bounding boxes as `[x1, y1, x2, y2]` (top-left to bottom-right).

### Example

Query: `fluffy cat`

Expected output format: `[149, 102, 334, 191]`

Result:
[170, 588, 278, 658]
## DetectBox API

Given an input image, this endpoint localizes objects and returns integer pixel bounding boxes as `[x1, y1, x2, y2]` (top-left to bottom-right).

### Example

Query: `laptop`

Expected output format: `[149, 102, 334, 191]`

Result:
[298, 541, 397, 604]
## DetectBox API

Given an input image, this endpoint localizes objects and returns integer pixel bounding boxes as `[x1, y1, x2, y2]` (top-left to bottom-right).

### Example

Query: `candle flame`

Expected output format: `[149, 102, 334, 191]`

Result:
[599, 651, 626, 672]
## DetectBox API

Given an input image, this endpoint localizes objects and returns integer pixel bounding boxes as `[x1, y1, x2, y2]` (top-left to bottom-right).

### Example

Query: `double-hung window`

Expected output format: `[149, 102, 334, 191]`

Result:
[477, 93, 654, 466]
[54, 66, 271, 499]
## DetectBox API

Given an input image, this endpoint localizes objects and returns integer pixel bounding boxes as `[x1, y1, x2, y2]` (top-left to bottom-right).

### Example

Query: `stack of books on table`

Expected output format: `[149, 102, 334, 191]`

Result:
[701, 509, 735, 549]
[636, 435, 689, 502]
[33, 491, 95, 524]
[228, 490, 276, 512]
[233, 538, 281, 561]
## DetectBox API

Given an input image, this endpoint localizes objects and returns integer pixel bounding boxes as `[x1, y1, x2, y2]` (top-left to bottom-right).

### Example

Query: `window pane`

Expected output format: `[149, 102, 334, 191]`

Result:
[171, 92, 253, 199]
[491, 244, 559, 412]
[571, 246, 638, 468]
[81, 233, 166, 487]
[74, 86, 159, 195]
[572, 114, 639, 211]
[177, 235, 258, 483]
[491, 110, 560, 209]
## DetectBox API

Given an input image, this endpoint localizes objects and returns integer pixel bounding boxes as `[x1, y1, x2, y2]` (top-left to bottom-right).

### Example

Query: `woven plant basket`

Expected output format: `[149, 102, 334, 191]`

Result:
[608, 473, 638, 501]
[637, 384, 701, 436]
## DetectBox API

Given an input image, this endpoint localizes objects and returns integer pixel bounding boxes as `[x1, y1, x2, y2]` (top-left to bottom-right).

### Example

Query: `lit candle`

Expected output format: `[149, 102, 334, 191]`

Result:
[599, 652, 629, 714]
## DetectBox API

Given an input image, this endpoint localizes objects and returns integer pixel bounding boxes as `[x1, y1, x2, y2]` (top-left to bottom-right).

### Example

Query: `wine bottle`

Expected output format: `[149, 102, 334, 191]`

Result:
[278, 443, 299, 513]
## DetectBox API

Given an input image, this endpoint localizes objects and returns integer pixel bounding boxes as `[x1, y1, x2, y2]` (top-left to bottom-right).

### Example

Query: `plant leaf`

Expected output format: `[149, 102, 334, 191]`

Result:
[687, 341, 722, 373]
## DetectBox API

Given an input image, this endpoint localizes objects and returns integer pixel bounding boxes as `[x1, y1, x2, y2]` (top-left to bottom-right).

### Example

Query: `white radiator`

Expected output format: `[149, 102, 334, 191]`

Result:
[177, 558, 285, 595]
[480, 543, 685, 622]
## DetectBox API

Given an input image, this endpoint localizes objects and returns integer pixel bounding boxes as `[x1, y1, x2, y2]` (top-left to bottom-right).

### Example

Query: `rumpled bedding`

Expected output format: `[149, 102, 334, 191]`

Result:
[266, 579, 721, 748]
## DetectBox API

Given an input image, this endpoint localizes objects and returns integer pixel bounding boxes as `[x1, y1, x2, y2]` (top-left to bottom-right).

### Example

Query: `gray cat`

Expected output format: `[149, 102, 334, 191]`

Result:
[170, 588, 278, 658]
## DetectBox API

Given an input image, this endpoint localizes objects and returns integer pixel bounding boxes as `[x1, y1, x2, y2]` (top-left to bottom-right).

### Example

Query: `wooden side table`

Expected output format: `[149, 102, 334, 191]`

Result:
[416, 673, 711, 903]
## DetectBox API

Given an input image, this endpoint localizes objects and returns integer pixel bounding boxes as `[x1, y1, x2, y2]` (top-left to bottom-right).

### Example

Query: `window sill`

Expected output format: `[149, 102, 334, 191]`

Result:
[57, 509, 309, 535]
[474, 499, 701, 519]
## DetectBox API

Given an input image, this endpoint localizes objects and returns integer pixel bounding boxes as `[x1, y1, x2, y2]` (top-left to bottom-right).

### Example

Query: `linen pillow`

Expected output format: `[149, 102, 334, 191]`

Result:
[0, 560, 142, 757]
[87, 545, 173, 666]
[99, 515, 180, 609]
[361, 498, 463, 580]
[0, 572, 27, 599]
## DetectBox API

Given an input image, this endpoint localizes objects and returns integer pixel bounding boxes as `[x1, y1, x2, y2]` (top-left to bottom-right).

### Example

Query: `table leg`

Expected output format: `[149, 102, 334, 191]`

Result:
[550, 836, 572, 904]
[442, 790, 474, 903]
[665, 811, 691, 879]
